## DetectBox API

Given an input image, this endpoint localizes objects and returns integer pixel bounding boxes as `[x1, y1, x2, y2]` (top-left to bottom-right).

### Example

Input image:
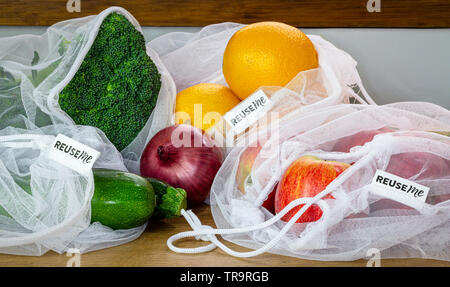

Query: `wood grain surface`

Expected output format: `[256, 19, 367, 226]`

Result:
[0, 0, 449, 27]
[0, 204, 448, 267]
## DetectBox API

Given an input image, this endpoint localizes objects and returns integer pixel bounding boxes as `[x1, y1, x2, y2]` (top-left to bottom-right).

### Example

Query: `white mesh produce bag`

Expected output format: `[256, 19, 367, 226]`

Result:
[148, 23, 376, 151]
[0, 124, 148, 256]
[167, 102, 450, 261]
[0, 7, 176, 174]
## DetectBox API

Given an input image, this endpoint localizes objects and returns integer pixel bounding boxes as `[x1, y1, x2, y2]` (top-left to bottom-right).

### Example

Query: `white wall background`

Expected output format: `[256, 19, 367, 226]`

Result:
[1, 26, 449, 108]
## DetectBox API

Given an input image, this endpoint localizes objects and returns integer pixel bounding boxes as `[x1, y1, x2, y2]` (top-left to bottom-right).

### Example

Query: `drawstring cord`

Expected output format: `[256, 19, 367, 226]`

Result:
[167, 193, 331, 258]
[0, 134, 54, 149]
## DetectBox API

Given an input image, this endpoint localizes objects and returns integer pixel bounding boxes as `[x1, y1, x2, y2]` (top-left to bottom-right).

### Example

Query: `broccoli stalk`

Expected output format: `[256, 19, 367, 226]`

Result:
[59, 13, 161, 151]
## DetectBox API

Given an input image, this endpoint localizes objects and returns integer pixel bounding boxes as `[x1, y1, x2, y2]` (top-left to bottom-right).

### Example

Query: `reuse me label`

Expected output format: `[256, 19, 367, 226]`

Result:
[48, 134, 101, 176]
[371, 169, 430, 210]
[223, 89, 273, 135]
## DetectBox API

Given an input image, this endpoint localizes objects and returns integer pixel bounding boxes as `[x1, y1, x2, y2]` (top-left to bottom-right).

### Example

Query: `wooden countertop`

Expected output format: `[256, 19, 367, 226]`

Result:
[0, 204, 448, 267]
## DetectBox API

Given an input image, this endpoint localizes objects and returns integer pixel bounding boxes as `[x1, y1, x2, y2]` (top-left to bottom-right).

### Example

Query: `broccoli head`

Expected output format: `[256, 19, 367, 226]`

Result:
[59, 13, 161, 151]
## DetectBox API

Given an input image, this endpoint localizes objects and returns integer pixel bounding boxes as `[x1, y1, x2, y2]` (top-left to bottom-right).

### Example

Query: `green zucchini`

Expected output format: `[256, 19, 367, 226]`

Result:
[92, 169, 156, 230]
[91, 169, 187, 230]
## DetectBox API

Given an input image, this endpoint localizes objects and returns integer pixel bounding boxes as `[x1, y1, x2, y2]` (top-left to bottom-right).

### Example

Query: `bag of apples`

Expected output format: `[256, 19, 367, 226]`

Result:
[167, 102, 450, 261]
[148, 22, 375, 152]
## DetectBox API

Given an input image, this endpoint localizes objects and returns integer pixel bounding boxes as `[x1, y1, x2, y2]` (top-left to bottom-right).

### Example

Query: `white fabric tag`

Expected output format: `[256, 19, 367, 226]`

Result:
[223, 90, 273, 135]
[371, 169, 430, 210]
[48, 134, 101, 176]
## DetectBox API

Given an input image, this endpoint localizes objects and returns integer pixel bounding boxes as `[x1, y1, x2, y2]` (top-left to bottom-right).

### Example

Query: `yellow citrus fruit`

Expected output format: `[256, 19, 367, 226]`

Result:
[175, 83, 241, 131]
[223, 22, 319, 100]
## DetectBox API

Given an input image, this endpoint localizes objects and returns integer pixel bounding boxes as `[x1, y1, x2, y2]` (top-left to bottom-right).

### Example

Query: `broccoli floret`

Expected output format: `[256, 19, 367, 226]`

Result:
[59, 13, 161, 151]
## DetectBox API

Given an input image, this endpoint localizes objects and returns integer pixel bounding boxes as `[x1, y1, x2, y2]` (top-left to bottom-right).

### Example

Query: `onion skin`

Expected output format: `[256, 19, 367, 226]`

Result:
[140, 124, 223, 205]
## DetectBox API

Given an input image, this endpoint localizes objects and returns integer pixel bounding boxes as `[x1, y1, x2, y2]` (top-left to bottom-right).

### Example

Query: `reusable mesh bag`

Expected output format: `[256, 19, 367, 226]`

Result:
[0, 124, 148, 256]
[148, 23, 376, 151]
[167, 102, 450, 261]
[0, 7, 176, 174]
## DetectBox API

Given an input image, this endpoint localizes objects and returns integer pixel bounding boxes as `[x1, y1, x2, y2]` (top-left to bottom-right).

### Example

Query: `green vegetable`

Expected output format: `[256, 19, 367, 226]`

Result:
[31, 51, 40, 84]
[92, 169, 156, 230]
[30, 37, 70, 87]
[0, 39, 67, 130]
[58, 12, 161, 151]
[91, 169, 187, 230]
[0, 67, 26, 129]
[146, 177, 187, 219]
[0, 177, 33, 219]
[0, 206, 9, 218]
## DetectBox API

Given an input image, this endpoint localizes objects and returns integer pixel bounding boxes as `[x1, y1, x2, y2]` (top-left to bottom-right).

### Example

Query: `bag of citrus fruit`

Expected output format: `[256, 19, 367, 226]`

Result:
[149, 22, 375, 151]
[0, 7, 176, 174]
[167, 102, 450, 261]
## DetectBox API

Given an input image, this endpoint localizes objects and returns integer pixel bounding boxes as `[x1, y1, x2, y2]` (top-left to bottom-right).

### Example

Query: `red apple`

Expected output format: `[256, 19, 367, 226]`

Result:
[386, 152, 449, 180]
[365, 152, 448, 212]
[275, 156, 350, 223]
[261, 183, 277, 214]
[333, 127, 393, 153]
[235, 144, 262, 194]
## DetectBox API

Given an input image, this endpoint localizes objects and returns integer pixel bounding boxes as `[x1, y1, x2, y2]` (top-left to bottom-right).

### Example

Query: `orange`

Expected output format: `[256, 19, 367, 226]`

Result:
[223, 22, 319, 100]
[175, 83, 241, 131]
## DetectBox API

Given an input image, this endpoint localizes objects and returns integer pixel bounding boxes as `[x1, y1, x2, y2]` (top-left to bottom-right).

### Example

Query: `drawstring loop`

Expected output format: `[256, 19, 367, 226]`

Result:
[167, 195, 331, 258]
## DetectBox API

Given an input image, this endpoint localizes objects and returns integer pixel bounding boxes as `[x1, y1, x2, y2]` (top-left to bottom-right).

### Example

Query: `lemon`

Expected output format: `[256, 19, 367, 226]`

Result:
[175, 83, 241, 131]
[223, 22, 319, 100]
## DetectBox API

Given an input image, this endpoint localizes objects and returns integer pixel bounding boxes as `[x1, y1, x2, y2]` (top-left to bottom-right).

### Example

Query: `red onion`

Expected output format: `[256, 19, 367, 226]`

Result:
[140, 124, 223, 205]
